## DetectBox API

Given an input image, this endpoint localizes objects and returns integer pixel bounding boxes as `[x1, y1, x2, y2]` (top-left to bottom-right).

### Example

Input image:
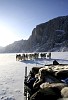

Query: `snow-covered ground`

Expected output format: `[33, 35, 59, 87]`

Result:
[0, 52, 68, 100]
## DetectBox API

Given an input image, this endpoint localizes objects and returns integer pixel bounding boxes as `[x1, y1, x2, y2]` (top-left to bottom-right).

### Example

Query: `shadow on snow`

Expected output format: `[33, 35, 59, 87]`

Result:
[20, 58, 68, 65]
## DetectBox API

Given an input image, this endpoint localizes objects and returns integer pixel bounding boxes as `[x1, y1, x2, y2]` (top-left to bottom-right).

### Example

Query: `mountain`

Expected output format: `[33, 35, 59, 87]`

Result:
[0, 46, 4, 52]
[0, 15, 68, 53]
[22, 15, 68, 52]
[0, 39, 26, 53]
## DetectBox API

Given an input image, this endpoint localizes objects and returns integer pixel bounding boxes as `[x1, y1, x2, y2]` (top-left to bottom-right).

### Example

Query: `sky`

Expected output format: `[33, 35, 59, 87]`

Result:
[0, 0, 68, 47]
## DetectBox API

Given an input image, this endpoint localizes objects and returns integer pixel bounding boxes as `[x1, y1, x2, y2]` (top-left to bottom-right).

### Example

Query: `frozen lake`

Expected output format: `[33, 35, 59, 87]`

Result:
[0, 53, 25, 100]
[0, 52, 68, 100]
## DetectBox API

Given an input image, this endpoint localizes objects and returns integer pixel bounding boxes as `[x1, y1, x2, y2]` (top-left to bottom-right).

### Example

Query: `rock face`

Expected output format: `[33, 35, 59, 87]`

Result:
[0, 15, 68, 53]
[25, 15, 68, 52]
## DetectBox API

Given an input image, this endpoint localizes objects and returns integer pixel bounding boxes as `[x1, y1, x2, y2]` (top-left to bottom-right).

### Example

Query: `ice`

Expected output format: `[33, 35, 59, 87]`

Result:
[0, 53, 68, 100]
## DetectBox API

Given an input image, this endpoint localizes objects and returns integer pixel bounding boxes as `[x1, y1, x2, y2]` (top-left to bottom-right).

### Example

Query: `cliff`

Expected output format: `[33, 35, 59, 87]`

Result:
[23, 15, 68, 52]
[0, 15, 68, 53]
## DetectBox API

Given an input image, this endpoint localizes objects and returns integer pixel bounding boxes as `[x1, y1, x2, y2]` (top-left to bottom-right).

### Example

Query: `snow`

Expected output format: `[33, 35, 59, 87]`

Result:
[55, 30, 65, 34]
[0, 52, 68, 100]
[56, 30, 65, 32]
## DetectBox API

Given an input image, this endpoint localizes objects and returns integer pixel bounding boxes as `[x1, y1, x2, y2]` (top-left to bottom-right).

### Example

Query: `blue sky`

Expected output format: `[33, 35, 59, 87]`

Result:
[0, 0, 68, 46]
